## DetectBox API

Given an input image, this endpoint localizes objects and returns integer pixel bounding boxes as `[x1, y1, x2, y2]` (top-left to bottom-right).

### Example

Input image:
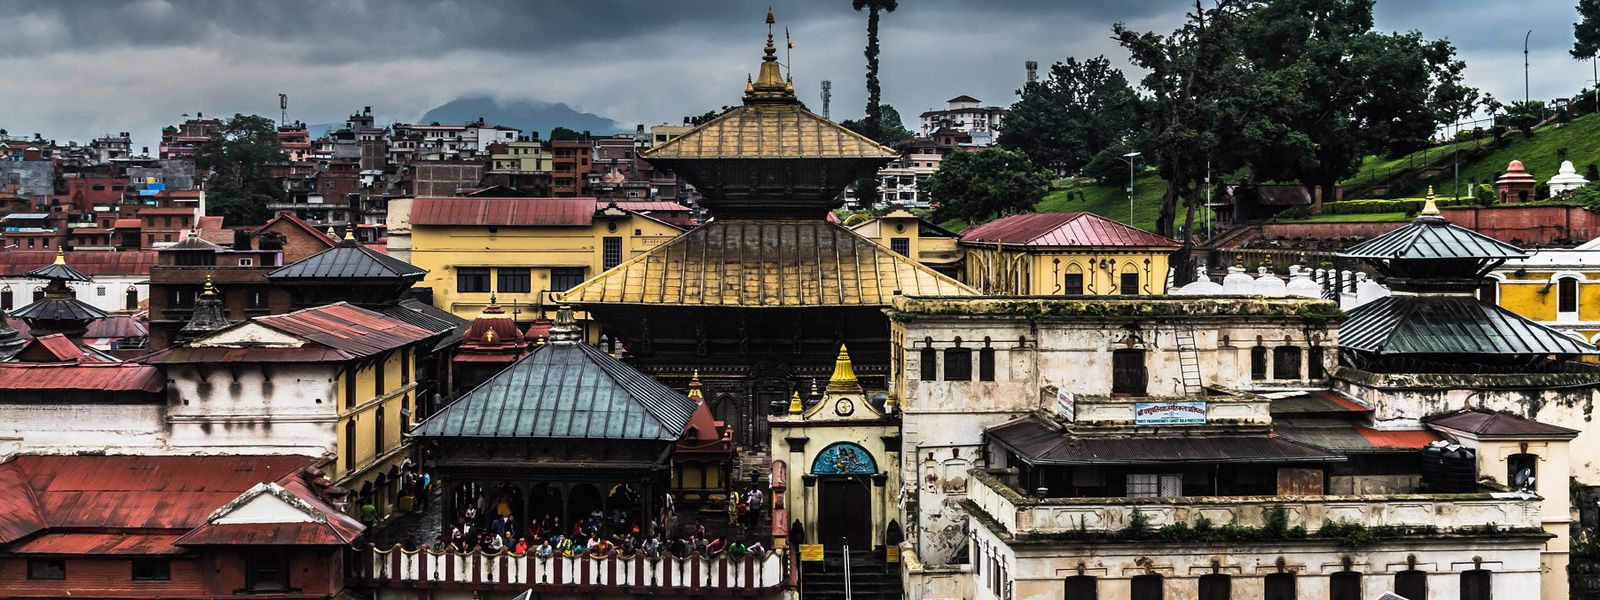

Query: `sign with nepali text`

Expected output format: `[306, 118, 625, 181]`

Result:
[1054, 387, 1076, 423]
[800, 544, 825, 562]
[1133, 401, 1207, 426]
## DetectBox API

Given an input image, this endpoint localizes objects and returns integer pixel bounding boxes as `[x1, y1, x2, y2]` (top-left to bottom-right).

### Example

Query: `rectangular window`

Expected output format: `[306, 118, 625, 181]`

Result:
[1064, 273, 1084, 295]
[27, 558, 65, 580]
[1111, 349, 1147, 395]
[1064, 575, 1097, 600]
[457, 267, 490, 293]
[978, 347, 996, 381]
[374, 353, 386, 394]
[919, 347, 938, 381]
[1329, 571, 1361, 600]
[238, 257, 253, 267]
[890, 237, 911, 255]
[943, 347, 972, 381]
[1394, 570, 1426, 600]
[132, 558, 171, 581]
[1478, 282, 1498, 305]
[497, 267, 532, 293]
[1120, 272, 1140, 295]
[245, 552, 290, 592]
[1198, 574, 1230, 600]
[401, 347, 411, 386]
[344, 421, 357, 470]
[549, 267, 586, 292]
[1264, 573, 1295, 600]
[1308, 346, 1326, 379]
[345, 369, 357, 409]
[1559, 277, 1579, 313]
[603, 236, 624, 269]
[1130, 574, 1163, 600]
[1126, 473, 1182, 498]
[1251, 346, 1268, 380]
[1273, 346, 1302, 380]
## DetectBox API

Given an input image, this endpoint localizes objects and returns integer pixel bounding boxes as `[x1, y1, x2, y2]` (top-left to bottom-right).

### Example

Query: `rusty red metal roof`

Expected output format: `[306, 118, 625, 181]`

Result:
[1355, 427, 1441, 449]
[176, 478, 363, 546]
[112, 218, 142, 229]
[412, 197, 597, 227]
[1424, 408, 1581, 438]
[9, 532, 184, 555]
[0, 363, 163, 392]
[255, 212, 338, 247]
[14, 333, 95, 363]
[597, 200, 691, 212]
[84, 314, 148, 339]
[143, 302, 435, 364]
[959, 212, 1180, 248]
[0, 250, 157, 277]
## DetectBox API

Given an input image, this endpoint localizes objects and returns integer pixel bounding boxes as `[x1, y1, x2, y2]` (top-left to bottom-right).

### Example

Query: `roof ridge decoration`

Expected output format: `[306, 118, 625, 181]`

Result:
[826, 343, 862, 394]
[201, 481, 328, 525]
[547, 305, 582, 344]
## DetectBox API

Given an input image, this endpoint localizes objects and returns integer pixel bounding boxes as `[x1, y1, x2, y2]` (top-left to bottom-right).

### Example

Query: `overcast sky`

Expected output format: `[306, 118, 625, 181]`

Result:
[0, 0, 1591, 153]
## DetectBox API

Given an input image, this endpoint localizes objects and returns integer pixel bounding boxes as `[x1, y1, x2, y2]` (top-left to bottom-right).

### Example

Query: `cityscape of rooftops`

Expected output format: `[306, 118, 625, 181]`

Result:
[5, 1, 1600, 599]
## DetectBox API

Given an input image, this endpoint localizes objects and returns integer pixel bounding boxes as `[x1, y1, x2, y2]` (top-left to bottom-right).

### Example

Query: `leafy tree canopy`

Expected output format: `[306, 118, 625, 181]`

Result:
[999, 56, 1141, 173]
[197, 114, 283, 226]
[1576, 0, 1600, 58]
[926, 148, 1050, 223]
[842, 104, 915, 144]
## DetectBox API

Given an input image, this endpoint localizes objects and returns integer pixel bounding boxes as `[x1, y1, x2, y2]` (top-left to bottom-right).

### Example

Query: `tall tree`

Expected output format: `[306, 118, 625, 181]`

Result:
[1235, 0, 1477, 201]
[999, 56, 1141, 174]
[1576, 0, 1600, 58]
[197, 114, 283, 226]
[842, 104, 914, 143]
[852, 0, 898, 142]
[925, 148, 1050, 224]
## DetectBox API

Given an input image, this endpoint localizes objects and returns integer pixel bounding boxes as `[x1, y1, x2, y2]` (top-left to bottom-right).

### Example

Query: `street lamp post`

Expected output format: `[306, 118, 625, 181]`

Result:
[1119, 151, 1142, 224]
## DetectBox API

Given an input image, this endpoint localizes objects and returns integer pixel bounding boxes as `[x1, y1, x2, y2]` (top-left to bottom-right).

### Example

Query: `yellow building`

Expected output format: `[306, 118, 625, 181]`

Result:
[408, 196, 683, 320]
[649, 123, 693, 148]
[959, 212, 1180, 296]
[1489, 239, 1600, 344]
[145, 302, 435, 519]
[847, 208, 963, 277]
[489, 139, 553, 174]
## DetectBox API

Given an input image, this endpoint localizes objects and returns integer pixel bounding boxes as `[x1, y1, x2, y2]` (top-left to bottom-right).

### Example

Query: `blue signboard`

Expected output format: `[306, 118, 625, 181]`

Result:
[1133, 401, 1208, 426]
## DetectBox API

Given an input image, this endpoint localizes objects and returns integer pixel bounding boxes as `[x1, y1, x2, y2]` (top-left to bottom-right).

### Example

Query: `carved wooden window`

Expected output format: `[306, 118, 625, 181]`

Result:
[1130, 574, 1163, 600]
[1064, 273, 1084, 295]
[1264, 573, 1295, 600]
[1461, 570, 1491, 600]
[1064, 575, 1096, 600]
[1250, 346, 1268, 380]
[1394, 570, 1426, 600]
[1111, 349, 1147, 396]
[1329, 571, 1361, 600]
[979, 346, 996, 381]
[1198, 574, 1230, 600]
[919, 347, 937, 381]
[944, 347, 972, 381]
[1272, 346, 1301, 380]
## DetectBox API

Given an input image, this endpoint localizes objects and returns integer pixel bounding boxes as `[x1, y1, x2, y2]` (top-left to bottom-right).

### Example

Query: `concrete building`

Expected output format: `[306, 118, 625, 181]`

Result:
[960, 212, 1181, 296]
[848, 208, 963, 277]
[917, 96, 1006, 146]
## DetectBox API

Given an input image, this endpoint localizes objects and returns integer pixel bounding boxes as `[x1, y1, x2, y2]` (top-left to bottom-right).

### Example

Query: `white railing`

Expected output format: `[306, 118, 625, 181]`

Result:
[970, 471, 1541, 536]
[351, 546, 786, 593]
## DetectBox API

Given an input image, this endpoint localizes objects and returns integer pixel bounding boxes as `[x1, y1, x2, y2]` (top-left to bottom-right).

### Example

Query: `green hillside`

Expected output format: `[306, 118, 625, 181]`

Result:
[938, 174, 1197, 234]
[1344, 112, 1600, 199]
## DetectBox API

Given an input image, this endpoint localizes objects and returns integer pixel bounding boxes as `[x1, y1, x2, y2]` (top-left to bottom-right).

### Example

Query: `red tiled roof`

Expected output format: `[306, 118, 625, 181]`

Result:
[0, 251, 156, 277]
[85, 314, 148, 339]
[598, 201, 691, 212]
[137, 207, 196, 215]
[412, 197, 597, 227]
[256, 212, 337, 247]
[959, 212, 1181, 248]
[0, 363, 163, 392]
[9, 532, 184, 555]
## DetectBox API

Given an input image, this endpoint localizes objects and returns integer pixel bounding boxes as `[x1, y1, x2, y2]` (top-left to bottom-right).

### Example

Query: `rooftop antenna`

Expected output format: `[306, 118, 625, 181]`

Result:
[1026, 60, 1038, 85]
[785, 26, 794, 81]
[821, 80, 832, 119]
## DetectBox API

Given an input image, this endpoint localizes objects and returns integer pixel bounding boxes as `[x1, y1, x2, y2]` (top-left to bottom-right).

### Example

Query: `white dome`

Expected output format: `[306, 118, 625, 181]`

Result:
[1549, 160, 1589, 194]
[1252, 267, 1288, 295]
[1222, 266, 1255, 294]
[1173, 266, 1224, 295]
[1286, 270, 1324, 298]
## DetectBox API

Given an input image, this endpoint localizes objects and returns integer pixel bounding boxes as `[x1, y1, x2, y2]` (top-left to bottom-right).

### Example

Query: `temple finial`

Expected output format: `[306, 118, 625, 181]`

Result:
[1420, 185, 1441, 217]
[202, 274, 218, 297]
[53, 246, 65, 265]
[826, 343, 862, 394]
[788, 390, 803, 415]
[688, 370, 704, 403]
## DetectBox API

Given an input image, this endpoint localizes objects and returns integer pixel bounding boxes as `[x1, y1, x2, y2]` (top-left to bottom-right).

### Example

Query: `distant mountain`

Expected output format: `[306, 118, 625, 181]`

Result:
[417, 95, 623, 139]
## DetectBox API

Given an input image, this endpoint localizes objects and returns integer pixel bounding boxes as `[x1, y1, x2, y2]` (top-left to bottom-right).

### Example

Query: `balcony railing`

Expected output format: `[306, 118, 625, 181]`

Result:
[969, 470, 1540, 537]
[347, 545, 786, 594]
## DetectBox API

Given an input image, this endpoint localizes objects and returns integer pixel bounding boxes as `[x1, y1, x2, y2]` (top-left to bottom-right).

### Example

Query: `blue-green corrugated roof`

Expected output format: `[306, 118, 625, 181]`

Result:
[411, 342, 694, 441]
[1341, 296, 1597, 355]
[1338, 216, 1527, 261]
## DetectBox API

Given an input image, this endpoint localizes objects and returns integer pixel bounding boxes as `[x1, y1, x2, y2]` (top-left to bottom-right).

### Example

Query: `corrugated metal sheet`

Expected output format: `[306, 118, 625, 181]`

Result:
[175, 522, 346, 546]
[1339, 216, 1527, 260]
[26, 261, 93, 283]
[268, 241, 427, 280]
[411, 197, 597, 227]
[1340, 296, 1598, 355]
[959, 212, 1180, 248]
[9, 532, 183, 555]
[258, 302, 435, 358]
[643, 103, 896, 160]
[380, 298, 469, 352]
[19, 333, 93, 362]
[112, 218, 141, 228]
[0, 363, 163, 392]
[1274, 419, 1441, 452]
[1424, 408, 1581, 437]
[0, 464, 45, 543]
[1269, 389, 1370, 416]
[413, 341, 695, 441]
[11, 297, 111, 322]
[987, 415, 1344, 465]
[1356, 427, 1442, 448]
[254, 213, 338, 247]
[2, 455, 308, 532]
[561, 219, 975, 307]
[85, 315, 149, 339]
[599, 201, 691, 212]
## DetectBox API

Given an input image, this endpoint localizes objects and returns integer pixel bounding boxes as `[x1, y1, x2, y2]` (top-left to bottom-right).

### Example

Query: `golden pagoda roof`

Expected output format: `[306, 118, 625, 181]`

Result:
[642, 9, 895, 162]
[560, 219, 976, 308]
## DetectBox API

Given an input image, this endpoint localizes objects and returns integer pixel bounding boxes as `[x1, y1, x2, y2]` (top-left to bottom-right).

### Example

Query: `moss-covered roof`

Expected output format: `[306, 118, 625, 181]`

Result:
[889, 295, 1341, 320]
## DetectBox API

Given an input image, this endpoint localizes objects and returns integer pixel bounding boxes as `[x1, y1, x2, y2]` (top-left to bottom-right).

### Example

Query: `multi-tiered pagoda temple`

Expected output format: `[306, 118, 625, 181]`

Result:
[563, 11, 975, 459]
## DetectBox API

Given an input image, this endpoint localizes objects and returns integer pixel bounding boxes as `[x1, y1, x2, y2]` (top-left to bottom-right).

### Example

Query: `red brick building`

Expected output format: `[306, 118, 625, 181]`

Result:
[0, 455, 362, 599]
[551, 139, 592, 197]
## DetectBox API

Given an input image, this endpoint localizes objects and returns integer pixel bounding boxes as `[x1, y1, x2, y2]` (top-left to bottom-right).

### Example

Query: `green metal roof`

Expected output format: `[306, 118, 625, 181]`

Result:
[1338, 216, 1527, 261]
[411, 341, 695, 441]
[1340, 296, 1597, 356]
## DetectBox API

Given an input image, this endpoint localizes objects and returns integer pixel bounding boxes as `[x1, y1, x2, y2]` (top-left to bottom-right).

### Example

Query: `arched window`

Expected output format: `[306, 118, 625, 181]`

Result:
[373, 406, 385, 456]
[1308, 346, 1326, 380]
[919, 346, 938, 381]
[1064, 263, 1085, 295]
[944, 344, 972, 381]
[1558, 276, 1581, 318]
[1508, 452, 1538, 491]
[978, 342, 996, 382]
[1119, 266, 1140, 296]
[1, 286, 11, 310]
[125, 286, 138, 310]
[1251, 345, 1268, 380]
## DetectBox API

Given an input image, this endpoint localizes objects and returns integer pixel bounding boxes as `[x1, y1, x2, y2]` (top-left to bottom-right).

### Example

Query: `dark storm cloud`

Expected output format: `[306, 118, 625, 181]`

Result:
[0, 0, 1585, 152]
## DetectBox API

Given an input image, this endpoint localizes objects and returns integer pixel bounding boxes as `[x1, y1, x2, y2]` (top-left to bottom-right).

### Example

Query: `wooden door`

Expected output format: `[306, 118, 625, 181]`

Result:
[817, 478, 871, 547]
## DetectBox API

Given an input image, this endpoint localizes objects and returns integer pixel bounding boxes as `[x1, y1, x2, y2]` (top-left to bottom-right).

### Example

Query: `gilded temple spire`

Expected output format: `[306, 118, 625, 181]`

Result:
[745, 8, 796, 104]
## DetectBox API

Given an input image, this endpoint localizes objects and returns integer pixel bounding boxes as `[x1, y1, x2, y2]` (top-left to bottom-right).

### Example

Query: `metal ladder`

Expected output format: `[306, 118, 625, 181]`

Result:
[1173, 325, 1204, 396]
